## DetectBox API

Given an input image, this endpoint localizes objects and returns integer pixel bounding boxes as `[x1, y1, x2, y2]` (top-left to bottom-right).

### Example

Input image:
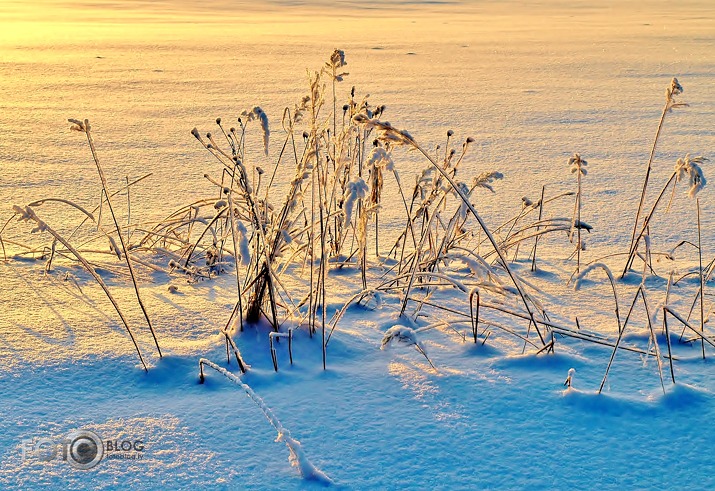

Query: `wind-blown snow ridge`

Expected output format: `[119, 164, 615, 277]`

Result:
[198, 358, 333, 485]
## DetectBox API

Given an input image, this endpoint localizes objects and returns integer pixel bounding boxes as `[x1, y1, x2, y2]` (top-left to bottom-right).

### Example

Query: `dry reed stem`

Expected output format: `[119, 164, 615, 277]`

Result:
[75, 121, 162, 358]
[14, 205, 148, 372]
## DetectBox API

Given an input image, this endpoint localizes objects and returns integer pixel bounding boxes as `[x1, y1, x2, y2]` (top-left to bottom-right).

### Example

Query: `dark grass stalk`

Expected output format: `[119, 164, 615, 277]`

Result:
[662, 306, 676, 383]
[599, 310, 630, 393]
[270, 332, 279, 371]
[628, 112, 666, 259]
[664, 271, 673, 335]
[318, 158, 328, 370]
[640, 287, 666, 393]
[266, 265, 280, 331]
[391, 169, 417, 250]
[308, 145, 317, 337]
[469, 289, 480, 343]
[530, 185, 545, 272]
[576, 171, 582, 273]
[627, 86, 679, 271]
[396, 185, 421, 279]
[621, 171, 678, 278]
[0, 212, 19, 261]
[375, 214, 379, 258]
[698, 198, 706, 360]
[359, 200, 367, 290]
[620, 283, 644, 334]
[568, 154, 587, 273]
[503, 204, 529, 255]
[664, 307, 715, 349]
[599, 283, 652, 393]
[220, 301, 247, 372]
[126, 176, 131, 244]
[226, 190, 245, 332]
[73, 119, 162, 358]
[626, 79, 686, 274]
[182, 208, 228, 269]
[0, 229, 6, 262]
[44, 239, 57, 272]
[398, 192, 452, 317]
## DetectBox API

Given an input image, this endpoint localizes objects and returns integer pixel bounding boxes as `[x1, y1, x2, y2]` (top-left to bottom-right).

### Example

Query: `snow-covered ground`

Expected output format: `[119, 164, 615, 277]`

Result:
[2, 1, 715, 489]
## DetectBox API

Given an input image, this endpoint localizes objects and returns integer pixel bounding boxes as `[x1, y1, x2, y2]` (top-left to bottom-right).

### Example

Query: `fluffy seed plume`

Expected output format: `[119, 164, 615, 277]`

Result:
[675, 154, 708, 198]
[241, 107, 270, 155]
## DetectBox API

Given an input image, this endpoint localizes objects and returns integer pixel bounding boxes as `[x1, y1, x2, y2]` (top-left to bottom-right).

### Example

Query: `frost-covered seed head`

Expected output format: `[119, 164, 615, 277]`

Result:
[68, 118, 86, 132]
[674, 154, 708, 198]
[568, 153, 588, 175]
[671, 77, 683, 96]
[330, 49, 347, 68]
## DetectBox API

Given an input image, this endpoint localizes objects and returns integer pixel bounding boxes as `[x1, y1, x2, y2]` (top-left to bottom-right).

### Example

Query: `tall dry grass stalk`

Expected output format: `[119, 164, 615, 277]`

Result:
[568, 154, 587, 273]
[625, 78, 688, 275]
[622, 154, 707, 277]
[69, 118, 162, 358]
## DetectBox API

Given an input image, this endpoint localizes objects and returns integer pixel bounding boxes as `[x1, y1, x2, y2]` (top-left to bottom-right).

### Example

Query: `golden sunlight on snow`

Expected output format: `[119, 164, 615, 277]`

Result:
[3, 0, 713, 48]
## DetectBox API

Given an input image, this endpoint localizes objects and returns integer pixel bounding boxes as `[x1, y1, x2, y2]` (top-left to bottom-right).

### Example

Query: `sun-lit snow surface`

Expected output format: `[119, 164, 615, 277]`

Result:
[2, 0, 715, 489]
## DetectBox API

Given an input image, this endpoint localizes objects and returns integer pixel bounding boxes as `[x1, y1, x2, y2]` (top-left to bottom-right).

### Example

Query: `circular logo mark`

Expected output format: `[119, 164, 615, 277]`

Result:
[65, 430, 103, 470]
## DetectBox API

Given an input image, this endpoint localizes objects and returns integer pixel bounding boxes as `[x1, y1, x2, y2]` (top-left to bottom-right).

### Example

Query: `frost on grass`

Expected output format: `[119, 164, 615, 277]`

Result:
[472, 171, 503, 193]
[573, 263, 616, 291]
[381, 325, 435, 369]
[241, 107, 270, 156]
[199, 359, 333, 485]
[564, 367, 576, 388]
[674, 154, 708, 198]
[342, 177, 369, 227]
[235, 218, 251, 265]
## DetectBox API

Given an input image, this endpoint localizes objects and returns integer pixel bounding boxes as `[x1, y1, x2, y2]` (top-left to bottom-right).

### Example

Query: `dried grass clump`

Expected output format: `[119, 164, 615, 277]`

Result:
[4, 54, 711, 397]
